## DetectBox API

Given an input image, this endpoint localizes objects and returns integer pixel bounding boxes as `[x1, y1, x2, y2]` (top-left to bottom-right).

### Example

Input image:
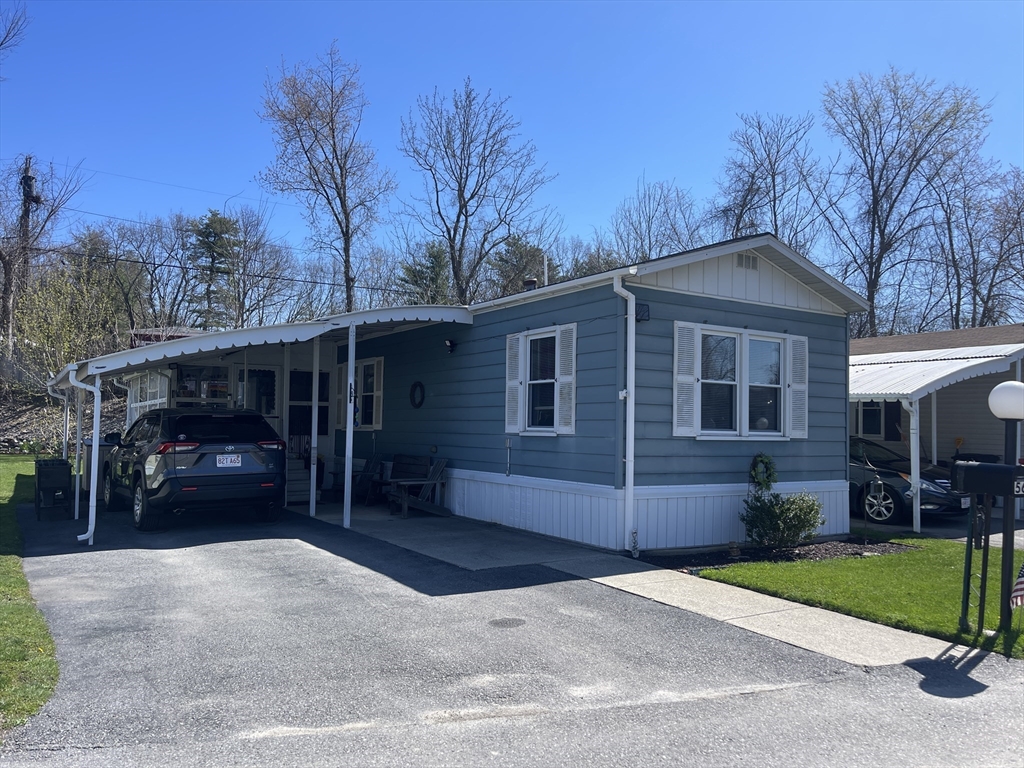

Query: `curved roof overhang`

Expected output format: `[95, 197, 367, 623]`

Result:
[48, 306, 473, 390]
[849, 343, 1024, 403]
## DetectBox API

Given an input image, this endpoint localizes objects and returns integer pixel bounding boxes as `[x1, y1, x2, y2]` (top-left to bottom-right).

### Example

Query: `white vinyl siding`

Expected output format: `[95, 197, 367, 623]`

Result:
[505, 323, 577, 435]
[673, 321, 808, 439]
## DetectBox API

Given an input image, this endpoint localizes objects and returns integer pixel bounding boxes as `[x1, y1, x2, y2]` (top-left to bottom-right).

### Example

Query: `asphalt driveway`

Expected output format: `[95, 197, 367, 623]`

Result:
[3, 505, 1023, 767]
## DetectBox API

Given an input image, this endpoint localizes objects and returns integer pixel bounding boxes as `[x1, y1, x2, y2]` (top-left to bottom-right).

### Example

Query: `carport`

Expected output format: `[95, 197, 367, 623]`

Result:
[46, 306, 473, 545]
[849, 342, 1024, 532]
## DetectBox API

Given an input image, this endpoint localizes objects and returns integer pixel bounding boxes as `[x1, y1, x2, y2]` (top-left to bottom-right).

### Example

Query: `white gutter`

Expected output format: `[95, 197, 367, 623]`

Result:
[343, 322, 356, 529]
[901, 398, 922, 533]
[68, 366, 102, 546]
[612, 276, 638, 557]
[46, 381, 70, 460]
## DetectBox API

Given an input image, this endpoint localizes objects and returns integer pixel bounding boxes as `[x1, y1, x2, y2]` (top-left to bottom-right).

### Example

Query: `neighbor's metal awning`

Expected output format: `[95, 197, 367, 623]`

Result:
[850, 343, 1024, 402]
[849, 342, 1024, 533]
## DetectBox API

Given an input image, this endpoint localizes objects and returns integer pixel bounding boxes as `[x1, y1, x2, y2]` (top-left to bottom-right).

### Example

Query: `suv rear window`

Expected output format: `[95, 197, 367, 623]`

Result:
[172, 414, 278, 444]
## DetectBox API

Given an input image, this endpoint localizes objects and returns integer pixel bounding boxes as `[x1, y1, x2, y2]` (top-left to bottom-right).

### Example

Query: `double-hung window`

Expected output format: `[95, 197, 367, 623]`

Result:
[337, 357, 383, 431]
[505, 323, 576, 434]
[674, 322, 808, 439]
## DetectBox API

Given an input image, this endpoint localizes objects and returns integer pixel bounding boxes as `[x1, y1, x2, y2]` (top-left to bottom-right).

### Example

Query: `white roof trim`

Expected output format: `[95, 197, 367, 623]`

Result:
[48, 306, 473, 390]
[850, 343, 1024, 402]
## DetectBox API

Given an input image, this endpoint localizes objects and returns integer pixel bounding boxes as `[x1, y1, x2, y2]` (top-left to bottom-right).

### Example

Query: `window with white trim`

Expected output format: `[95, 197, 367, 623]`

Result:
[673, 322, 808, 439]
[852, 400, 883, 438]
[505, 323, 576, 434]
[337, 357, 383, 430]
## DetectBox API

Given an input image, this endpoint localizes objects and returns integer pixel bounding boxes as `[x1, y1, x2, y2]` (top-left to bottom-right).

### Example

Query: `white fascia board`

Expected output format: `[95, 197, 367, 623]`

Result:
[319, 305, 474, 328]
[470, 267, 637, 315]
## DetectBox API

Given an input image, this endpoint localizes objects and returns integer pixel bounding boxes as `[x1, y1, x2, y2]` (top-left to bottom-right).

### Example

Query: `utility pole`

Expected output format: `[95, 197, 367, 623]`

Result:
[1, 155, 41, 366]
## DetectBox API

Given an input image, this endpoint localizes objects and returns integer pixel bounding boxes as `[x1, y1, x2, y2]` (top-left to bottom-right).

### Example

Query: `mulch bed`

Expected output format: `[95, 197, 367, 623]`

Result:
[641, 536, 917, 574]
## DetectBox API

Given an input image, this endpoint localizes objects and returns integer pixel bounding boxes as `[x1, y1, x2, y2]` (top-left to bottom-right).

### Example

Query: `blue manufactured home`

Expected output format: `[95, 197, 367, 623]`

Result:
[49, 234, 868, 551]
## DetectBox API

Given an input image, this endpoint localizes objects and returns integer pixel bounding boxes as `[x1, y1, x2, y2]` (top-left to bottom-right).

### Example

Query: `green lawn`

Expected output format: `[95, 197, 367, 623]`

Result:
[0, 456, 59, 737]
[702, 531, 1024, 659]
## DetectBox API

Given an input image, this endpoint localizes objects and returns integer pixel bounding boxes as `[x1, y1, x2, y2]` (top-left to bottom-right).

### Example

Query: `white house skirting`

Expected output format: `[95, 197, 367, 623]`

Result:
[446, 469, 850, 552]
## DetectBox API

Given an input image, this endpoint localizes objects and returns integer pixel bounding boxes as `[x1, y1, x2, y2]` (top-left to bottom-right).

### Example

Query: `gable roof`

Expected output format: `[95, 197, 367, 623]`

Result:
[470, 233, 869, 315]
[850, 324, 1024, 355]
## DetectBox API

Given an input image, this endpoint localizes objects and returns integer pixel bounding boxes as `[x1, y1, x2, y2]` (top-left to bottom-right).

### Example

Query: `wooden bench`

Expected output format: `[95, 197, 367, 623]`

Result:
[382, 455, 451, 518]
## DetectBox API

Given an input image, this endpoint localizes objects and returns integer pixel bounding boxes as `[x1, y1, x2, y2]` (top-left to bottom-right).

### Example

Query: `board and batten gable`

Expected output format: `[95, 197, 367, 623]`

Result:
[336, 284, 622, 487]
[633, 250, 846, 316]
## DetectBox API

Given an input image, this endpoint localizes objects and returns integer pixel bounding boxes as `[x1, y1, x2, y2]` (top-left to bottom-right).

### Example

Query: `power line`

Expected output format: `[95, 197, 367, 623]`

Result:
[0, 157, 304, 210]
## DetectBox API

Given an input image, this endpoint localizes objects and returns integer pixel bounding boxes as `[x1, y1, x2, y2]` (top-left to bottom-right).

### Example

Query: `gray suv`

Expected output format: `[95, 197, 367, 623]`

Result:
[102, 409, 287, 530]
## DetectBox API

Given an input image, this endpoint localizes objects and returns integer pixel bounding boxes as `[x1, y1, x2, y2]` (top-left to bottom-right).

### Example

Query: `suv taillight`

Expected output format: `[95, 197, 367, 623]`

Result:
[258, 440, 286, 450]
[156, 442, 200, 454]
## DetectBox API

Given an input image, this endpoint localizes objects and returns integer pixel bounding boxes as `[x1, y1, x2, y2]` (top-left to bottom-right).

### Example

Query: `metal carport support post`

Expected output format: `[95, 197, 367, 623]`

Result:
[342, 322, 356, 529]
[68, 367, 102, 546]
[901, 398, 921, 533]
[309, 336, 320, 516]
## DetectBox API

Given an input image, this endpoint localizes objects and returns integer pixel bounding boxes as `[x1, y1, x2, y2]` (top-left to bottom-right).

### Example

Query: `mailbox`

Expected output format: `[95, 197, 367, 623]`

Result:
[953, 461, 1024, 497]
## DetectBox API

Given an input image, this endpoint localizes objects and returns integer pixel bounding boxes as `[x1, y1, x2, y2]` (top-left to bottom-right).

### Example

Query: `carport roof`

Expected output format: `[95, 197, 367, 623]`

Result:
[849, 343, 1024, 402]
[48, 305, 473, 389]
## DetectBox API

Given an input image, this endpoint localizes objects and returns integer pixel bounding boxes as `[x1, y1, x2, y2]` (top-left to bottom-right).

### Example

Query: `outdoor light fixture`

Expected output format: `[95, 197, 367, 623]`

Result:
[986, 379, 1024, 632]
[444, 339, 457, 354]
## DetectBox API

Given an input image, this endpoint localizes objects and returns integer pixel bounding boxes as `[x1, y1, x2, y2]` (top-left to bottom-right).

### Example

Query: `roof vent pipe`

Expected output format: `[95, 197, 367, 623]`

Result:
[523, 278, 538, 291]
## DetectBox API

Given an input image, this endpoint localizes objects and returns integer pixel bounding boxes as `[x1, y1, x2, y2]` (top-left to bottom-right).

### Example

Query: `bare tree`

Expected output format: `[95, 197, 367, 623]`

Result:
[399, 78, 554, 305]
[223, 204, 294, 327]
[611, 176, 705, 263]
[713, 112, 823, 254]
[557, 232, 625, 280]
[261, 43, 395, 313]
[818, 68, 989, 337]
[0, 2, 29, 80]
[0, 156, 84, 367]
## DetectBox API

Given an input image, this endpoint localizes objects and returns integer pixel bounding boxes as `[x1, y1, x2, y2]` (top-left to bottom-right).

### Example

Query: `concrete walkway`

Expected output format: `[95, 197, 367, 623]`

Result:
[298, 503, 971, 668]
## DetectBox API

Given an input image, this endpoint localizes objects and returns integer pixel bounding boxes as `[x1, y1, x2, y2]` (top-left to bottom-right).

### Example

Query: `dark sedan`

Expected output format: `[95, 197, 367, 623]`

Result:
[102, 408, 287, 530]
[849, 436, 970, 524]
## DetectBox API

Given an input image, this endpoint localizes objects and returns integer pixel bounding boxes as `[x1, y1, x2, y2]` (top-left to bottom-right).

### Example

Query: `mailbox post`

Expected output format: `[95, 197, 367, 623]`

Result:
[954, 460, 1024, 633]
[987, 381, 1024, 633]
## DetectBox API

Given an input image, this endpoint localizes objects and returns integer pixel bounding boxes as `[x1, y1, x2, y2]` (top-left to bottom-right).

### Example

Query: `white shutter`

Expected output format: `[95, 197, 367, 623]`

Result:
[556, 323, 577, 434]
[372, 358, 384, 429]
[788, 335, 809, 439]
[336, 363, 348, 428]
[505, 334, 523, 433]
[673, 322, 699, 437]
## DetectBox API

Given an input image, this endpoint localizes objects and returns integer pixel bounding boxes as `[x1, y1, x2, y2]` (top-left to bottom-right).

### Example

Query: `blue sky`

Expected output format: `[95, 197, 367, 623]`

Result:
[1, 0, 1022, 255]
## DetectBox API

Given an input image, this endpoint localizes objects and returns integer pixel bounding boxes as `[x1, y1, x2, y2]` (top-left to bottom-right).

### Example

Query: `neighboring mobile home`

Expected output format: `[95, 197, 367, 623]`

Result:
[49, 234, 868, 552]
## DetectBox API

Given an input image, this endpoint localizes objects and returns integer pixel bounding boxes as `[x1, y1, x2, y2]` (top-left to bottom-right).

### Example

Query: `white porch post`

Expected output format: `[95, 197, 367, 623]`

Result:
[902, 398, 921, 533]
[309, 336, 320, 516]
[343, 322, 356, 529]
[930, 392, 937, 466]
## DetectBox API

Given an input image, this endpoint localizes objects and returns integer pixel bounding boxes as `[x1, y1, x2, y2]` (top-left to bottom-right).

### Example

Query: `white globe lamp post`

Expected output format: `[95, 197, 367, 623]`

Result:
[987, 380, 1024, 632]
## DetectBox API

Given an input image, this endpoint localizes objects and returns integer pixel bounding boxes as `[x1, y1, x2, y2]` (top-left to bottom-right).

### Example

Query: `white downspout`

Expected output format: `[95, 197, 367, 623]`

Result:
[612, 276, 638, 556]
[47, 381, 69, 460]
[343, 322, 356, 529]
[309, 336, 320, 517]
[902, 398, 921, 533]
[68, 367, 102, 545]
[73, 388, 83, 520]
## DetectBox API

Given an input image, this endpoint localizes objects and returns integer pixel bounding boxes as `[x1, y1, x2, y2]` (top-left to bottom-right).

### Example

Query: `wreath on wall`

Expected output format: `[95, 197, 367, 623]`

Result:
[409, 381, 425, 409]
[748, 452, 777, 493]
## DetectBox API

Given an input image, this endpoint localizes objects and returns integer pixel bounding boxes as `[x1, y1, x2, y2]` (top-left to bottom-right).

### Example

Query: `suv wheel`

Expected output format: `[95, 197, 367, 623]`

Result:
[132, 479, 159, 531]
[103, 469, 121, 510]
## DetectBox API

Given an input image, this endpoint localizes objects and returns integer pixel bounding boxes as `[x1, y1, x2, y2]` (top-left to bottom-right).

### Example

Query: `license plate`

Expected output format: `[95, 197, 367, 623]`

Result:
[961, 496, 971, 509]
[217, 454, 241, 468]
